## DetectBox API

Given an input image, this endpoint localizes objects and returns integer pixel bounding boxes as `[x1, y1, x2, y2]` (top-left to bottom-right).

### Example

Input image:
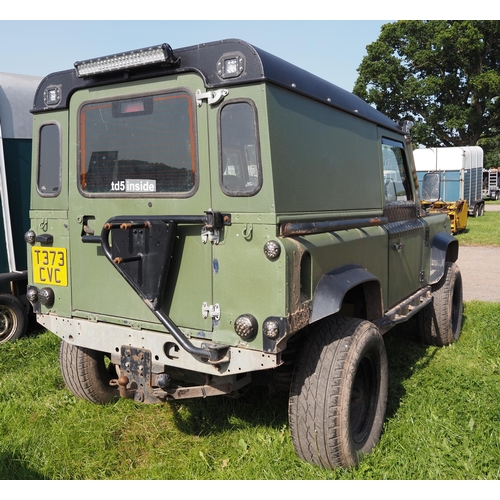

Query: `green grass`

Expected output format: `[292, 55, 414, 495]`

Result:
[454, 207, 500, 247]
[2, 207, 499, 480]
[2, 301, 500, 479]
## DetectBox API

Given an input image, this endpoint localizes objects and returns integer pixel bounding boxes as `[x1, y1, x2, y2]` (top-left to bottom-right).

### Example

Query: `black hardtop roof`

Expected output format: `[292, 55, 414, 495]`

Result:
[32, 38, 401, 133]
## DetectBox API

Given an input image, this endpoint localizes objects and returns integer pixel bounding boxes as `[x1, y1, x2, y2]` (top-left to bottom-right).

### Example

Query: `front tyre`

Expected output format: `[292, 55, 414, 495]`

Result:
[418, 261, 463, 346]
[0, 294, 28, 345]
[289, 316, 388, 469]
[59, 341, 119, 404]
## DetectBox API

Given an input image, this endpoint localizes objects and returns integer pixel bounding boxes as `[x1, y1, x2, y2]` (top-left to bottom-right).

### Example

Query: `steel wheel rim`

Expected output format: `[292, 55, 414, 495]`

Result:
[0, 306, 17, 341]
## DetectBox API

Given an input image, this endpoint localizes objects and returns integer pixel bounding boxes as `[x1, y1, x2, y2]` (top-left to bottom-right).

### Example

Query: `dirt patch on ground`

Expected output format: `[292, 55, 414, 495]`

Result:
[454, 203, 500, 302]
[457, 245, 500, 302]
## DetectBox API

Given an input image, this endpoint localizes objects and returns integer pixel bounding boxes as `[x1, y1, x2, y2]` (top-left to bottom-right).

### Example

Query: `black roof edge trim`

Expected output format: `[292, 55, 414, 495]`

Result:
[31, 39, 402, 133]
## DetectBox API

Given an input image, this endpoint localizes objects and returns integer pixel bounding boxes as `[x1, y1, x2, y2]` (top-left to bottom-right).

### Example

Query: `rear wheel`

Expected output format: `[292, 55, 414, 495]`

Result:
[289, 316, 388, 469]
[418, 261, 463, 346]
[0, 294, 28, 345]
[59, 341, 119, 403]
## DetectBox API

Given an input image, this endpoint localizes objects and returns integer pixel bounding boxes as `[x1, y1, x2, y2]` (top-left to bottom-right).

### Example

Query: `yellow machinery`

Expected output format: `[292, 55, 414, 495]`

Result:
[421, 199, 468, 234]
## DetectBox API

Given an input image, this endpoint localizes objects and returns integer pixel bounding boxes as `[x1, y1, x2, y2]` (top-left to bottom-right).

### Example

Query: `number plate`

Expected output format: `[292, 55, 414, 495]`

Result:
[32, 247, 68, 286]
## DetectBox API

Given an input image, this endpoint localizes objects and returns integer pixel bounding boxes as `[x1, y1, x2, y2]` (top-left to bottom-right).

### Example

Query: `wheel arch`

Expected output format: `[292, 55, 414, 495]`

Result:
[429, 232, 459, 285]
[309, 265, 383, 324]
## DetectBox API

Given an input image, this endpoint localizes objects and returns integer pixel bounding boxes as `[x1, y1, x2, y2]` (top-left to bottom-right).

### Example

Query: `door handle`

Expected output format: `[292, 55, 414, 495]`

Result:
[80, 215, 99, 243]
[82, 235, 102, 243]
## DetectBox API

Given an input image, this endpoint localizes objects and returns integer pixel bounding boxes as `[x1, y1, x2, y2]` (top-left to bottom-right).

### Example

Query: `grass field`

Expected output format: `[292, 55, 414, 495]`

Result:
[1, 300, 500, 480]
[455, 204, 500, 247]
[1, 207, 499, 481]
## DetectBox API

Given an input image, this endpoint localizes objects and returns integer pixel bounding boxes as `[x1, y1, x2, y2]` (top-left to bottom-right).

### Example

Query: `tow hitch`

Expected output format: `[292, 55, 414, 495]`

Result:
[111, 345, 250, 403]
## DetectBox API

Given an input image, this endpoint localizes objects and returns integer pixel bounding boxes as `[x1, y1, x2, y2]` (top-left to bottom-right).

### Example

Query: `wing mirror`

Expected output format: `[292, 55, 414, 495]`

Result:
[422, 172, 441, 202]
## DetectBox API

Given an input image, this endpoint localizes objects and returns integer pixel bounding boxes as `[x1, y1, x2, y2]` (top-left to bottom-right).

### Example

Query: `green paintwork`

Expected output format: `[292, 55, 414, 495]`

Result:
[266, 86, 384, 214]
[27, 46, 452, 373]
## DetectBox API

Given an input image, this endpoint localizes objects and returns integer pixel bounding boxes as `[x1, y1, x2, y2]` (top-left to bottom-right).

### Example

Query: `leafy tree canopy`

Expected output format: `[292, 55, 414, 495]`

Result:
[353, 20, 500, 148]
[478, 134, 500, 168]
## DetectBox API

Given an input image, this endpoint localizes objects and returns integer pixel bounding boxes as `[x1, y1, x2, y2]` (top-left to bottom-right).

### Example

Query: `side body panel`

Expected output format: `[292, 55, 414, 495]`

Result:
[266, 86, 384, 214]
[264, 85, 390, 311]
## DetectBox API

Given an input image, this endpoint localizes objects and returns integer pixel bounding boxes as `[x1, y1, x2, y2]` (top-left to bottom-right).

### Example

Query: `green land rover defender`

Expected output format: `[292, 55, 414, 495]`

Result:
[26, 39, 463, 469]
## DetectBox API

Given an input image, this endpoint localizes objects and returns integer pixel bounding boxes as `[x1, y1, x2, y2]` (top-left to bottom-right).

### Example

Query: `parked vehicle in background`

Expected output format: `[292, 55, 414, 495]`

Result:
[414, 146, 485, 233]
[26, 40, 463, 469]
[0, 72, 41, 344]
[482, 167, 500, 200]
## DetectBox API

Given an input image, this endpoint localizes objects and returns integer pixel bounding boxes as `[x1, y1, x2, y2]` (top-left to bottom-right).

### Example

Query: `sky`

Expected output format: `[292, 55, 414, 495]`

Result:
[0, 19, 391, 92]
[2, 2, 491, 93]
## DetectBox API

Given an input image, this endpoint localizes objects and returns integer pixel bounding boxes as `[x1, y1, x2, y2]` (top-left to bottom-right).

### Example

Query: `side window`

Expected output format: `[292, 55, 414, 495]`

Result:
[37, 123, 61, 196]
[381, 138, 412, 203]
[219, 101, 261, 196]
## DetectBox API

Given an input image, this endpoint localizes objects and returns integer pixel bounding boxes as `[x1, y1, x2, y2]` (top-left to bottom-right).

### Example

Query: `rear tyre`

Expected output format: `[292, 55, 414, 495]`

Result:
[59, 341, 119, 404]
[0, 294, 28, 344]
[289, 316, 388, 469]
[418, 261, 463, 346]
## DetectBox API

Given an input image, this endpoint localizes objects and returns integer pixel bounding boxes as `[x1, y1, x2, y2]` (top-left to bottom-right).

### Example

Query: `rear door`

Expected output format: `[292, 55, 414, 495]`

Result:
[67, 74, 215, 332]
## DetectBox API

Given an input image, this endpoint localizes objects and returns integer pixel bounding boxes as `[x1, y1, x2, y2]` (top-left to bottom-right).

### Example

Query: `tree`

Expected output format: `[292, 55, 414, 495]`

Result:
[353, 21, 500, 148]
[478, 134, 500, 168]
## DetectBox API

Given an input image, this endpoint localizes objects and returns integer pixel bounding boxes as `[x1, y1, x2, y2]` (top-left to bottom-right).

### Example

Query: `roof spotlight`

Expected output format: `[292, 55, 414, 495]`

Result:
[74, 43, 177, 78]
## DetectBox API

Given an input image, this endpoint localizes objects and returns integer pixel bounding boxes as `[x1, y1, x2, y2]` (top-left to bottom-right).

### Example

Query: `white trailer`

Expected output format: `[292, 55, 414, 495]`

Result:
[413, 146, 485, 217]
[0, 72, 41, 343]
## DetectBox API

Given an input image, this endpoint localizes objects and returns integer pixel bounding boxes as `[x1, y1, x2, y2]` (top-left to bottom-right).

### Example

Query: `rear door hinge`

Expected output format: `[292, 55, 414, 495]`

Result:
[201, 209, 227, 245]
[202, 302, 220, 321]
[196, 89, 229, 107]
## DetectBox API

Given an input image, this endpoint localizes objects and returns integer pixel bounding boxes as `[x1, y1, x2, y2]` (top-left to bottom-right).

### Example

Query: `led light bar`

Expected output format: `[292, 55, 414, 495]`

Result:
[74, 43, 177, 78]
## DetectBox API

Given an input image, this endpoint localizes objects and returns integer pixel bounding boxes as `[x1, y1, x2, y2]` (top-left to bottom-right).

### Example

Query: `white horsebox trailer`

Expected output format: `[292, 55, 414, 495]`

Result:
[0, 72, 42, 343]
[413, 146, 485, 217]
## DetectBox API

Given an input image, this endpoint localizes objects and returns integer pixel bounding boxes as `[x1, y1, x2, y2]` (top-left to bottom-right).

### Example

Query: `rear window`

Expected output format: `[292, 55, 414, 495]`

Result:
[219, 100, 261, 196]
[37, 123, 61, 197]
[79, 91, 197, 196]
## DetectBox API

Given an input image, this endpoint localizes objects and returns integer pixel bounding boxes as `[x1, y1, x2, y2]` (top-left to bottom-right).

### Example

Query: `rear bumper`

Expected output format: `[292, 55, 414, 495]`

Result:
[38, 313, 281, 376]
